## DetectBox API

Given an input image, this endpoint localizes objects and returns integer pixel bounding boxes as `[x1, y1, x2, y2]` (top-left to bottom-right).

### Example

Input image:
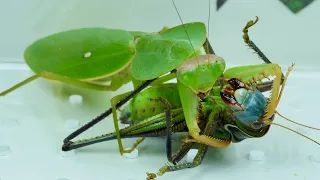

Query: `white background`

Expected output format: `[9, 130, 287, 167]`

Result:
[0, 0, 319, 180]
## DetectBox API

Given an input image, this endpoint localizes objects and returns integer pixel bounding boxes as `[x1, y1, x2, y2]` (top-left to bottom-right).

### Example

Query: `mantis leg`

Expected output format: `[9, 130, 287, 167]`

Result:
[110, 91, 146, 155]
[178, 82, 231, 148]
[0, 71, 120, 96]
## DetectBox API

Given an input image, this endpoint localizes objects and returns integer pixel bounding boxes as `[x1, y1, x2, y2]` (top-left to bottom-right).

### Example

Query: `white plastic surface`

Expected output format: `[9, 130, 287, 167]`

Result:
[0, 64, 319, 180]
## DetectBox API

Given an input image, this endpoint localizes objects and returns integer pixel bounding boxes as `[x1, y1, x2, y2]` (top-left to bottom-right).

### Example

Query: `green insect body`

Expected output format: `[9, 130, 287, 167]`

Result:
[0, 22, 206, 96]
[119, 83, 182, 125]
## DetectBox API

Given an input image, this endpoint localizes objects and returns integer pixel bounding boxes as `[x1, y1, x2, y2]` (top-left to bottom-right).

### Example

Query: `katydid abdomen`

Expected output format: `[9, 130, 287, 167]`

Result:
[119, 83, 182, 125]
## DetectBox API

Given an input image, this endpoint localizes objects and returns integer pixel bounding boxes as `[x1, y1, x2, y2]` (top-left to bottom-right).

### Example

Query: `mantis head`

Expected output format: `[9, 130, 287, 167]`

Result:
[176, 54, 225, 97]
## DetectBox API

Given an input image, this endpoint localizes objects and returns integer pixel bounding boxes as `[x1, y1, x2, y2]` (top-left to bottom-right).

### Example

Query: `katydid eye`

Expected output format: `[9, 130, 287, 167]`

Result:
[250, 121, 263, 129]
[220, 91, 237, 104]
[228, 78, 245, 90]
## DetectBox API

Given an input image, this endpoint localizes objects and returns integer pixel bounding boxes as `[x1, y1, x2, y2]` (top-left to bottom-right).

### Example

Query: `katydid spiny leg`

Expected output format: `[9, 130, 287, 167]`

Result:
[170, 140, 195, 163]
[149, 97, 196, 165]
[62, 71, 184, 148]
[155, 108, 226, 177]
[62, 78, 156, 149]
[242, 16, 285, 92]
[62, 108, 186, 151]
[203, 38, 215, 55]
[149, 97, 175, 163]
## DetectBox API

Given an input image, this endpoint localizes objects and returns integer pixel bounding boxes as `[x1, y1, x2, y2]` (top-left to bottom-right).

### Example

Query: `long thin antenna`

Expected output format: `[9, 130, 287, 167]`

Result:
[207, 0, 211, 41]
[275, 110, 320, 130]
[171, 0, 196, 54]
[264, 120, 320, 146]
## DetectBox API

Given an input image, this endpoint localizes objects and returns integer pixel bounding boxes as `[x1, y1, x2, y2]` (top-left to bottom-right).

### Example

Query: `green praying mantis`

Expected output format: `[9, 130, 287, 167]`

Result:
[0, 0, 319, 179]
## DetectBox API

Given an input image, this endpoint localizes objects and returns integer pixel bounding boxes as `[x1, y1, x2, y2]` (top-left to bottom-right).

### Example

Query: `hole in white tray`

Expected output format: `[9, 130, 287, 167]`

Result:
[246, 150, 265, 161]
[69, 95, 83, 105]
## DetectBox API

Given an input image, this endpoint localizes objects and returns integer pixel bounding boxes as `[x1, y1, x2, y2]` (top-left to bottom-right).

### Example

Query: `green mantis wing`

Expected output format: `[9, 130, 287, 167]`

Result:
[24, 28, 136, 80]
[131, 22, 207, 80]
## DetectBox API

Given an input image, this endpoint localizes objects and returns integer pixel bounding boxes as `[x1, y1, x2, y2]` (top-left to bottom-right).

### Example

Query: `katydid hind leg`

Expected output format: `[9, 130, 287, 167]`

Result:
[155, 114, 222, 177]
[242, 16, 285, 88]
[150, 97, 182, 164]
[203, 38, 215, 55]
[62, 79, 156, 148]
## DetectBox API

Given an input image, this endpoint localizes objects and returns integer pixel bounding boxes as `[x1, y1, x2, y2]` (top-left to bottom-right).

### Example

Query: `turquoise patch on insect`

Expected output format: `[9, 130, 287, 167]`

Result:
[234, 88, 267, 127]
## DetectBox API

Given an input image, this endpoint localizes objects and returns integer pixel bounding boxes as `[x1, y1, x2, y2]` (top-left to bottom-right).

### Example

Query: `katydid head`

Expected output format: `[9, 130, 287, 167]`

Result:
[220, 78, 320, 145]
[220, 78, 270, 129]
[176, 54, 225, 95]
